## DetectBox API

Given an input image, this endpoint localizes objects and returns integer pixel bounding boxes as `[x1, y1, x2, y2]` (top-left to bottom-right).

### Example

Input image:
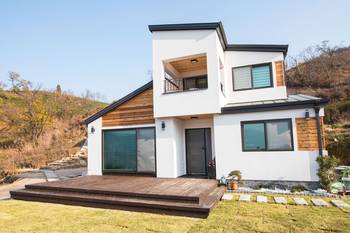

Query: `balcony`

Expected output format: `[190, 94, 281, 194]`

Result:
[164, 73, 208, 93]
[163, 54, 208, 94]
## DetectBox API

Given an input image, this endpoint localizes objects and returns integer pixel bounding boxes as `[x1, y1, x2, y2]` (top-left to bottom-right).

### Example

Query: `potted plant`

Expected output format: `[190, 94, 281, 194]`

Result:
[228, 170, 242, 190]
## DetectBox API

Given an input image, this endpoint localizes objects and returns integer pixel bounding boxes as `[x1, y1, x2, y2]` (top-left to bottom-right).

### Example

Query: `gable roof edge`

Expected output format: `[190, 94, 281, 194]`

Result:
[84, 81, 153, 125]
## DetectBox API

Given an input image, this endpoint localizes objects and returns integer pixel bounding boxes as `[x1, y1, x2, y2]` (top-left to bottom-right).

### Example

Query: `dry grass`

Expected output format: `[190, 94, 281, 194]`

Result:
[0, 195, 349, 233]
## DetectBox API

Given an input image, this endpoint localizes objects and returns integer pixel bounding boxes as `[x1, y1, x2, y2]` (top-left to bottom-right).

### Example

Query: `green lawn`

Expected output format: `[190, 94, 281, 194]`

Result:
[0, 195, 349, 233]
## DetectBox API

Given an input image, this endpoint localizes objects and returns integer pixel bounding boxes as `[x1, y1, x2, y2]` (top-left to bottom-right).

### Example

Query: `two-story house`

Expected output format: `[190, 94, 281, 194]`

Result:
[84, 22, 328, 187]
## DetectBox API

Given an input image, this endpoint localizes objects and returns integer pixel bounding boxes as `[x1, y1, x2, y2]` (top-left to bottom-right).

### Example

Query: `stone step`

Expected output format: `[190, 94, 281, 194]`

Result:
[293, 197, 308, 206]
[256, 195, 268, 203]
[239, 194, 251, 202]
[311, 199, 330, 207]
[274, 196, 287, 204]
[221, 193, 233, 201]
[330, 200, 350, 209]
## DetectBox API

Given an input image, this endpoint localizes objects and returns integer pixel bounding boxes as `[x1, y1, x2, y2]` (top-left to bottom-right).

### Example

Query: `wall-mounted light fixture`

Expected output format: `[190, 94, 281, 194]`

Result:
[305, 109, 310, 120]
[90, 126, 95, 134]
[161, 121, 165, 130]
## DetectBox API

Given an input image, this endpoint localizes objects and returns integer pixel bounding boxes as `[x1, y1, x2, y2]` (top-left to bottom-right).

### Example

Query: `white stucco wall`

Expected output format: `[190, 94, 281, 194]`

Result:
[155, 118, 183, 178]
[151, 30, 222, 118]
[213, 108, 324, 182]
[223, 51, 287, 104]
[87, 118, 102, 175]
[155, 117, 215, 178]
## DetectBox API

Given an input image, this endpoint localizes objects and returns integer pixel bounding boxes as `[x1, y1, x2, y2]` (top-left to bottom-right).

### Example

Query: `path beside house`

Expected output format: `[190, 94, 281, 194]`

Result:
[0, 178, 46, 200]
[0, 167, 86, 200]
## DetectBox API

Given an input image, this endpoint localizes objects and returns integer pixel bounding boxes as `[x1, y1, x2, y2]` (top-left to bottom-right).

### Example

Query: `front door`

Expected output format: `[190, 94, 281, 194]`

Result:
[185, 128, 212, 176]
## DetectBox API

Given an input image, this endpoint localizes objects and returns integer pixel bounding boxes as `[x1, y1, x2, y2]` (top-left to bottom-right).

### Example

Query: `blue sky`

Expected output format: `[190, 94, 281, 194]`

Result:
[0, 0, 349, 102]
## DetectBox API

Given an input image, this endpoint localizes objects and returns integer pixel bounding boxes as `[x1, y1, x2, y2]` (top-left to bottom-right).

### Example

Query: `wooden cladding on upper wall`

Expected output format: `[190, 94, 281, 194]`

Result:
[102, 88, 154, 127]
[296, 117, 324, 151]
[275, 60, 285, 86]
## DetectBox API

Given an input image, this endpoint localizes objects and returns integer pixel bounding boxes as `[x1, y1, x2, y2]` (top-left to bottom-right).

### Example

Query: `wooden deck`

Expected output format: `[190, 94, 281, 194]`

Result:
[10, 175, 225, 218]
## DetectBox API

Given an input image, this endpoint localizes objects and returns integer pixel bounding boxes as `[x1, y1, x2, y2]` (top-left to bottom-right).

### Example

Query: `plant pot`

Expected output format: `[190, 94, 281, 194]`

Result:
[230, 181, 238, 190]
[342, 177, 350, 191]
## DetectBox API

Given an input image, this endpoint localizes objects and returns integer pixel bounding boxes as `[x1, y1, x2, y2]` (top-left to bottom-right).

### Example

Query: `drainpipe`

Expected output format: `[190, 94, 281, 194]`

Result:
[314, 103, 323, 156]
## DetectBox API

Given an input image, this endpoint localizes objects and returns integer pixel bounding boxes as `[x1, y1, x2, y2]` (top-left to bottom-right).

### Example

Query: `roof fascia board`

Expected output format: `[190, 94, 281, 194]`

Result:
[221, 99, 329, 115]
[84, 81, 153, 125]
[149, 22, 288, 55]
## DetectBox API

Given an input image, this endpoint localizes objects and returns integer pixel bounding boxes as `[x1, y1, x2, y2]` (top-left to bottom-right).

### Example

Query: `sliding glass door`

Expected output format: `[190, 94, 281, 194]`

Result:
[103, 128, 155, 173]
[137, 128, 156, 172]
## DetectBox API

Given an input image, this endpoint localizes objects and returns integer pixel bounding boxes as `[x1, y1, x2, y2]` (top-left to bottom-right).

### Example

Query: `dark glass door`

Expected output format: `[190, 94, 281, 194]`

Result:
[185, 128, 211, 176]
[103, 129, 137, 171]
[103, 128, 155, 173]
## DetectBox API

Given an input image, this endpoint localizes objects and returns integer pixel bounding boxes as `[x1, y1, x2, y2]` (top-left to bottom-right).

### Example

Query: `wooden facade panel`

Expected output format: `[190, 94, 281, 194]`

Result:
[296, 117, 325, 151]
[275, 60, 285, 86]
[102, 88, 154, 127]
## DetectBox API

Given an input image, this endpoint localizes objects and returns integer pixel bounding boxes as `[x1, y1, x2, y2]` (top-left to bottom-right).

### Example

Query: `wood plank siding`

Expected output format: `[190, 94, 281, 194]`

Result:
[102, 87, 154, 127]
[296, 117, 325, 151]
[275, 60, 285, 86]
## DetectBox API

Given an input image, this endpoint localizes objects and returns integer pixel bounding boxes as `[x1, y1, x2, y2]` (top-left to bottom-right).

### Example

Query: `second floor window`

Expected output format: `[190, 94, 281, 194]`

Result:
[232, 63, 273, 91]
[183, 75, 208, 90]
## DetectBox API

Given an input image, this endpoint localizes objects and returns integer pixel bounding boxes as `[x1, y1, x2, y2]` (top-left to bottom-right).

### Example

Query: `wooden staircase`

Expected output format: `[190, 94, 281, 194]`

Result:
[10, 176, 225, 218]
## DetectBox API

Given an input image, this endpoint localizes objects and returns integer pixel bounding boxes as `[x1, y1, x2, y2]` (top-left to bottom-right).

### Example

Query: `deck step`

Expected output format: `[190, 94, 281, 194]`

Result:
[24, 182, 217, 204]
[10, 187, 225, 218]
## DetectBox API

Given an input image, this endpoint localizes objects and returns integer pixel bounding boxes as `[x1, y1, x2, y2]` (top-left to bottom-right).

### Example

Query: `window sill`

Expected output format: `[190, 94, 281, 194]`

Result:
[242, 149, 294, 152]
[233, 86, 274, 92]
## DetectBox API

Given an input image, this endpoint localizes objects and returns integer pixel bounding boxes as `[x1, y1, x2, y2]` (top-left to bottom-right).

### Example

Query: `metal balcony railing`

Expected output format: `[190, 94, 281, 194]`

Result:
[163, 73, 208, 94]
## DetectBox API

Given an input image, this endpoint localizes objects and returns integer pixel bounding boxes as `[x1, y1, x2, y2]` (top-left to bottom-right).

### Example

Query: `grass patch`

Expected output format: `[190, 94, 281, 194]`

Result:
[0, 197, 349, 233]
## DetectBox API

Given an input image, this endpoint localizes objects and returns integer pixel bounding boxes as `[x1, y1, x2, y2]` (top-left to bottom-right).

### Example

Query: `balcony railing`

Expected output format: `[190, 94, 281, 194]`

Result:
[164, 73, 208, 94]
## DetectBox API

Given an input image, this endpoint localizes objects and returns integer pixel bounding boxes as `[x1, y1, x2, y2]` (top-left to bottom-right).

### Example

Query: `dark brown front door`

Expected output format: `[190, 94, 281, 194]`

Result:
[185, 128, 212, 176]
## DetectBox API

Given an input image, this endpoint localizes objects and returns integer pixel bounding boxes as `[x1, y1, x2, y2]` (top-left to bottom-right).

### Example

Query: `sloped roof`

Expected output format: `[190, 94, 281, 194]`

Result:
[221, 94, 329, 114]
[148, 22, 288, 55]
[84, 81, 153, 124]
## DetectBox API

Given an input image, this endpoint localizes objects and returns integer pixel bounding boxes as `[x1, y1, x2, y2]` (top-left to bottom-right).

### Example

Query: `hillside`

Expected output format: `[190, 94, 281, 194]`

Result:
[286, 43, 350, 164]
[0, 76, 107, 178]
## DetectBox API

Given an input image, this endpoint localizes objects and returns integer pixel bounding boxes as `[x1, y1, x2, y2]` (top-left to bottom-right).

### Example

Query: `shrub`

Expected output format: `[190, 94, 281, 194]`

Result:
[291, 185, 306, 193]
[316, 155, 339, 191]
[324, 104, 341, 124]
[254, 183, 270, 190]
[228, 170, 242, 181]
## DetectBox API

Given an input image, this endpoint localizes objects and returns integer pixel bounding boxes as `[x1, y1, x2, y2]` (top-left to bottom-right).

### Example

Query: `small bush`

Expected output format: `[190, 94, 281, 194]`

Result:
[228, 170, 242, 181]
[254, 183, 270, 190]
[291, 185, 306, 193]
[324, 104, 341, 124]
[316, 155, 339, 191]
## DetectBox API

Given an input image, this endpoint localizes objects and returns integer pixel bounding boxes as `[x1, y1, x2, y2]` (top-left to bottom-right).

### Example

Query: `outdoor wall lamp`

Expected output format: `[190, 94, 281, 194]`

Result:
[90, 126, 95, 134]
[305, 109, 310, 119]
[190, 59, 198, 64]
[161, 121, 165, 130]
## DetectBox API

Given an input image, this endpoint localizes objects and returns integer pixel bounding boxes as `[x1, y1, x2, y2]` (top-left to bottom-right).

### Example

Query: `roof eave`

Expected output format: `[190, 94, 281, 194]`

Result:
[221, 98, 328, 115]
[84, 81, 153, 125]
[226, 44, 289, 56]
[148, 22, 288, 56]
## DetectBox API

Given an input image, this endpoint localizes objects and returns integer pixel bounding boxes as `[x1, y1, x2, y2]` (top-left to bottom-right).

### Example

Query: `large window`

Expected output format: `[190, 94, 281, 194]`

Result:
[183, 75, 208, 90]
[232, 63, 272, 90]
[241, 119, 293, 151]
[103, 128, 155, 173]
